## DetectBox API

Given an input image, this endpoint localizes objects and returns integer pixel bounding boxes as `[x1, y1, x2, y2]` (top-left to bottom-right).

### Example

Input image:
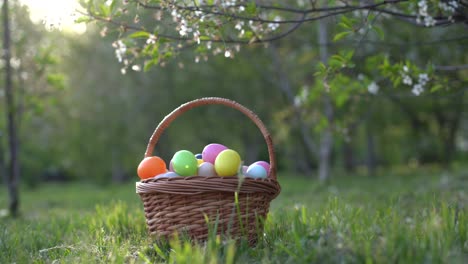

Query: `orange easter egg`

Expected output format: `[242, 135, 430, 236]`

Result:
[137, 156, 167, 179]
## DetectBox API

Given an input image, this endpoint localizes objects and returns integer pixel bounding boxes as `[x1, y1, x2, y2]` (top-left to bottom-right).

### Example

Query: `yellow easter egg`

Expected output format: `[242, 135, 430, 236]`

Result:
[214, 149, 241, 177]
[197, 159, 204, 165]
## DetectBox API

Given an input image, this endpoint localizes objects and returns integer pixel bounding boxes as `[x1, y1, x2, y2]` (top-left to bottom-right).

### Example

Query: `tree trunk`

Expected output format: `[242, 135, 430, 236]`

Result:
[318, 8, 333, 182]
[342, 138, 355, 173]
[111, 150, 126, 183]
[318, 97, 333, 182]
[0, 132, 5, 184]
[242, 130, 261, 165]
[366, 122, 377, 176]
[269, 44, 316, 174]
[441, 97, 464, 167]
[3, 0, 20, 217]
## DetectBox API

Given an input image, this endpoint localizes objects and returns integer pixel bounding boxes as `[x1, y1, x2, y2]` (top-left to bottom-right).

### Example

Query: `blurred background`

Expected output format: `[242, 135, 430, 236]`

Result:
[0, 0, 467, 203]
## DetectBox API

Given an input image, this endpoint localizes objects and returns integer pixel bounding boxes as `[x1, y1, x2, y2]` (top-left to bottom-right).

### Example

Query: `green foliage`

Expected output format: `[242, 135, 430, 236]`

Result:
[2, 0, 467, 186]
[1, 169, 467, 263]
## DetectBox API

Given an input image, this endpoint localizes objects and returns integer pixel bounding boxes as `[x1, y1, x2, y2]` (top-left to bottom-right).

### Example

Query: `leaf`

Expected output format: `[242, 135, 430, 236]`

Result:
[314, 62, 327, 77]
[392, 76, 401, 87]
[343, 50, 354, 60]
[372, 26, 385, 40]
[75, 16, 92, 23]
[335, 91, 349, 108]
[144, 59, 157, 72]
[430, 84, 443, 92]
[128, 31, 151, 39]
[99, 4, 110, 17]
[46, 74, 66, 90]
[333, 31, 351, 42]
[246, 2, 257, 15]
[340, 16, 352, 28]
[109, 0, 117, 14]
[338, 22, 351, 30]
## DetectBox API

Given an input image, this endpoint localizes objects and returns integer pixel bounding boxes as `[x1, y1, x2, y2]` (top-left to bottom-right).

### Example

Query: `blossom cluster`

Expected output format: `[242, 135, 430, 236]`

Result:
[416, 0, 459, 27]
[401, 65, 430, 96]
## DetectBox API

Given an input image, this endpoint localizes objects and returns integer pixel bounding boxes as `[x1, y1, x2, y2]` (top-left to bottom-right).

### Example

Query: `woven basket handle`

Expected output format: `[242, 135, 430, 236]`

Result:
[145, 97, 277, 180]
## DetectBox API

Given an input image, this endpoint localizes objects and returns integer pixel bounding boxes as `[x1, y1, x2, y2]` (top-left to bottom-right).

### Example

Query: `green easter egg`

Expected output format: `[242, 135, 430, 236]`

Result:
[172, 150, 198, 176]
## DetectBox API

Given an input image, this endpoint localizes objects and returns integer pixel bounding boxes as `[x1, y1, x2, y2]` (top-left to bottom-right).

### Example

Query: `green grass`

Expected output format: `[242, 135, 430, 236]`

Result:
[1, 167, 467, 263]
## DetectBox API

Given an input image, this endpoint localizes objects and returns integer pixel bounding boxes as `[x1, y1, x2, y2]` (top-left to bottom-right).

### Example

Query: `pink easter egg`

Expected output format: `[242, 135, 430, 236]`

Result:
[242, 165, 249, 174]
[253, 161, 270, 175]
[169, 160, 174, 172]
[202, 143, 228, 164]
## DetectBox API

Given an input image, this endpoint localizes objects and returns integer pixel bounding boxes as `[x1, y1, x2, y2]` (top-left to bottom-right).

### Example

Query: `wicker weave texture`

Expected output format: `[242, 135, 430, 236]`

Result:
[140, 191, 273, 244]
[136, 97, 281, 244]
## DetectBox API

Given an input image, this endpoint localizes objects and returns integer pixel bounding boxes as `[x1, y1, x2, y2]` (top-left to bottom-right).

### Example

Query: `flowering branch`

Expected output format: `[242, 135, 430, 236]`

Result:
[80, 0, 467, 73]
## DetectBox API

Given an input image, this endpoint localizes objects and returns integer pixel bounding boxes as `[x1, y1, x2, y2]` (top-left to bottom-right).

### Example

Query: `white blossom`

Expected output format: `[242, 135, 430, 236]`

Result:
[294, 96, 302, 107]
[368, 81, 379, 94]
[235, 21, 244, 31]
[439, 1, 457, 12]
[113, 40, 127, 63]
[224, 50, 231, 58]
[416, 0, 437, 27]
[403, 75, 413, 85]
[10, 57, 21, 69]
[268, 16, 281, 31]
[179, 19, 189, 36]
[214, 47, 222, 55]
[146, 34, 157, 45]
[412, 84, 424, 95]
[20, 72, 28, 80]
[193, 30, 201, 44]
[418, 73, 429, 85]
[131, 65, 141, 71]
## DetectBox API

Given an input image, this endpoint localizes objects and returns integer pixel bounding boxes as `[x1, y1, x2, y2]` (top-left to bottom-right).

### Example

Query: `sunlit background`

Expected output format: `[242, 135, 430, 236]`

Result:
[19, 0, 86, 33]
[0, 0, 467, 262]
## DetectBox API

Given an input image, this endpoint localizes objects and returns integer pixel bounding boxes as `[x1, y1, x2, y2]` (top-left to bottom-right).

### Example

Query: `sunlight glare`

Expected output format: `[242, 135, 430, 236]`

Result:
[19, 0, 86, 34]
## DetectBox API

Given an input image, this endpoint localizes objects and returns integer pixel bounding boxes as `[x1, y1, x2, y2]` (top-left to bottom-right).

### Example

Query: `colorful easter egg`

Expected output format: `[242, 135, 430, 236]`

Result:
[137, 156, 167, 179]
[246, 164, 267, 179]
[195, 153, 203, 159]
[154, 171, 179, 179]
[198, 162, 217, 177]
[252, 161, 270, 175]
[242, 165, 249, 174]
[172, 150, 198, 176]
[202, 143, 228, 164]
[169, 160, 174, 172]
[214, 149, 241, 177]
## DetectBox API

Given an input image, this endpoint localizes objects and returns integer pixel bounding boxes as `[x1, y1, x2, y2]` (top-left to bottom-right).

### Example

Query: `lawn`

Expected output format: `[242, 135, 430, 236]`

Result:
[1, 167, 467, 263]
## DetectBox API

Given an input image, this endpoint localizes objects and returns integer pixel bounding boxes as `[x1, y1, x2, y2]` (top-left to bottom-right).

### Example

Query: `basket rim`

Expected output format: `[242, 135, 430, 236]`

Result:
[136, 175, 281, 197]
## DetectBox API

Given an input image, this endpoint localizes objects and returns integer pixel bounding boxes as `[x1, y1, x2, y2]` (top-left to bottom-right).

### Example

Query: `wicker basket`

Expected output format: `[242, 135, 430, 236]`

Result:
[136, 97, 281, 245]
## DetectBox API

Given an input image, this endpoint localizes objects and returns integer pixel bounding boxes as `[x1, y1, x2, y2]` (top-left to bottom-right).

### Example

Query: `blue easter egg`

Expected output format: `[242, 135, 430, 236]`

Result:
[154, 171, 179, 179]
[195, 153, 203, 159]
[246, 164, 267, 179]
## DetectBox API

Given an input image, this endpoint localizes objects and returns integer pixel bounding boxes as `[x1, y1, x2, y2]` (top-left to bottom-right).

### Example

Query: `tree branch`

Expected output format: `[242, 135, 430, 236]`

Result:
[435, 64, 468, 71]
